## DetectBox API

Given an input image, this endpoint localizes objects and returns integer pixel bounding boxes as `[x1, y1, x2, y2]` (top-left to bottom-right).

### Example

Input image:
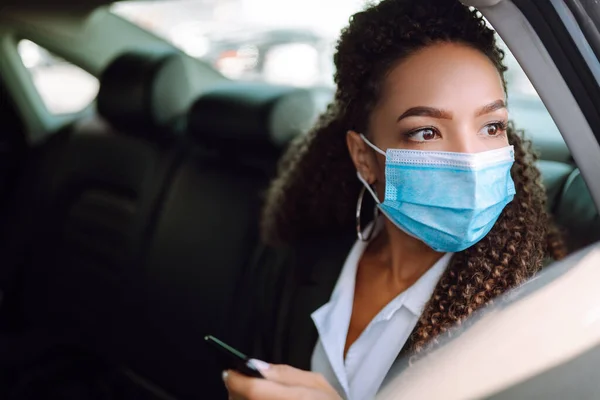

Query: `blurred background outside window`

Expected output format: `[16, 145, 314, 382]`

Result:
[18, 0, 548, 135]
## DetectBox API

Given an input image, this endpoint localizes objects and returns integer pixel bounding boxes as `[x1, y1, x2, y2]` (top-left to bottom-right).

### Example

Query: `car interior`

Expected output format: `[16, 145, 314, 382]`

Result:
[0, 0, 599, 399]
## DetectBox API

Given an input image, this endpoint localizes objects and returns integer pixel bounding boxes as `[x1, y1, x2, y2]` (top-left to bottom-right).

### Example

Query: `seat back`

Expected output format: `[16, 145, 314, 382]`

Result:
[0, 77, 27, 209]
[536, 160, 574, 211]
[554, 169, 600, 252]
[536, 159, 599, 253]
[116, 81, 322, 398]
[2, 78, 322, 398]
[0, 51, 189, 345]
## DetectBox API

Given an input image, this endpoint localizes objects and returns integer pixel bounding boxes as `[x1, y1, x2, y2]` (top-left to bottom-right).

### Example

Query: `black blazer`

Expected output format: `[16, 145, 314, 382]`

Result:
[231, 233, 414, 373]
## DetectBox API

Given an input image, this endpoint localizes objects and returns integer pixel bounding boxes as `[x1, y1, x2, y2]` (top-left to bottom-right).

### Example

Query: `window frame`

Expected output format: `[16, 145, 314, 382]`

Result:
[513, 0, 600, 145]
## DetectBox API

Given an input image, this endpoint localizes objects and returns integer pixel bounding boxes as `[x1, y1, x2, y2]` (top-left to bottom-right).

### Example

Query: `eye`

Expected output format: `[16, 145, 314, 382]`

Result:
[405, 127, 441, 142]
[481, 121, 508, 137]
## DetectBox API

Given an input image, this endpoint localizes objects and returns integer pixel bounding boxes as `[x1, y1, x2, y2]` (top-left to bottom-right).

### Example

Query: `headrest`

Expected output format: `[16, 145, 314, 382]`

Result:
[97, 51, 189, 138]
[188, 82, 326, 156]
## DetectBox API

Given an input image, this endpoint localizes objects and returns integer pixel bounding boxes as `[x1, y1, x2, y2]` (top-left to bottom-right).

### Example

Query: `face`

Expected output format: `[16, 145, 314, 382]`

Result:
[347, 42, 509, 198]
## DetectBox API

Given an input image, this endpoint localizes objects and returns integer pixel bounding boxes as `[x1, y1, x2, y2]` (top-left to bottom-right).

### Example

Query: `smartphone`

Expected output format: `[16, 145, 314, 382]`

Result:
[204, 335, 265, 379]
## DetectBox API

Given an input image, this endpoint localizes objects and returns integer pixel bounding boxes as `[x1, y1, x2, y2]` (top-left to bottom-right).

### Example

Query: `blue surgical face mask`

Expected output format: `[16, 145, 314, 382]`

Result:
[358, 134, 516, 252]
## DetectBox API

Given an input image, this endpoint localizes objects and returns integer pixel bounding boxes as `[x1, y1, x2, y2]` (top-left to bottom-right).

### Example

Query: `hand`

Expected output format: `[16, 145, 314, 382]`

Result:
[223, 359, 342, 400]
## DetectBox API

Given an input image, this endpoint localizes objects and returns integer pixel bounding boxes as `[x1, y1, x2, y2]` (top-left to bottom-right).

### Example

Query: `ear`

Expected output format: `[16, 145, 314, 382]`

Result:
[346, 130, 379, 185]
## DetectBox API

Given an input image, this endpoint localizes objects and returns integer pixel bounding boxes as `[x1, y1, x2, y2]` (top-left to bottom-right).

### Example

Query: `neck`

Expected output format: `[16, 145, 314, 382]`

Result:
[367, 218, 445, 287]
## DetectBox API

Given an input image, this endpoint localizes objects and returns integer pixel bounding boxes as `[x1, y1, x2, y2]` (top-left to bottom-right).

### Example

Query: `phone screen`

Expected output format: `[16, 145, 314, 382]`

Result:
[204, 335, 265, 379]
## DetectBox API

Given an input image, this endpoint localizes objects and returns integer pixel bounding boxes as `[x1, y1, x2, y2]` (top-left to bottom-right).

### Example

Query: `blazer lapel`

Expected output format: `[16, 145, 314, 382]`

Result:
[279, 234, 355, 370]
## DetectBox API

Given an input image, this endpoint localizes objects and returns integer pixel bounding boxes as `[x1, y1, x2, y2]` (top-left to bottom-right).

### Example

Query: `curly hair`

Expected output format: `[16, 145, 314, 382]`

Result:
[260, 0, 566, 356]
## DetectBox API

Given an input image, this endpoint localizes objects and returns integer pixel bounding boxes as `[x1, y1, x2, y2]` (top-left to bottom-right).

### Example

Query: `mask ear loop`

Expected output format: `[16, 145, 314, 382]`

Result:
[359, 133, 387, 156]
[355, 134, 386, 242]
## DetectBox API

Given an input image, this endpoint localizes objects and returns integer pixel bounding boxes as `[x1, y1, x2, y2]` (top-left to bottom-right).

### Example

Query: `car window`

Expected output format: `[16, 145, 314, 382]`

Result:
[17, 39, 100, 115]
[111, 0, 566, 160]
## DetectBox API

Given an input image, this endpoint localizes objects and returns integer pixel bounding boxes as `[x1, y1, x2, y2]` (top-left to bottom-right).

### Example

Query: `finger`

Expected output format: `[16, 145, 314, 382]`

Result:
[224, 370, 304, 400]
[249, 361, 334, 393]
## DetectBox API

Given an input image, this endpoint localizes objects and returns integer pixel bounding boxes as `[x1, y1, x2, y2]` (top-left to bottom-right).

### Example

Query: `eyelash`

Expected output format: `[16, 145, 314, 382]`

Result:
[486, 120, 509, 136]
[404, 126, 438, 141]
[403, 120, 509, 141]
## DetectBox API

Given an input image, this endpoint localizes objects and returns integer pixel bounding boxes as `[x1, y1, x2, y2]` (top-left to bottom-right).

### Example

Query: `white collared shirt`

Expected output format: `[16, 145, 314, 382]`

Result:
[310, 223, 452, 400]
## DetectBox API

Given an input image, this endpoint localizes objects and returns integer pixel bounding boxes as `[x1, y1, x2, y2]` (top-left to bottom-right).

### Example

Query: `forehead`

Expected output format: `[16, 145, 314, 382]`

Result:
[379, 42, 505, 113]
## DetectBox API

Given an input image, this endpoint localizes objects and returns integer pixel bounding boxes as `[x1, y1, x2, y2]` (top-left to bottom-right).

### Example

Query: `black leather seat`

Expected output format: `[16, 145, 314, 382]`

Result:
[536, 160, 599, 252]
[0, 75, 323, 399]
[123, 81, 321, 398]
[536, 160, 574, 211]
[0, 77, 27, 211]
[0, 48, 190, 319]
[0, 50, 193, 399]
[97, 50, 191, 139]
[554, 169, 600, 252]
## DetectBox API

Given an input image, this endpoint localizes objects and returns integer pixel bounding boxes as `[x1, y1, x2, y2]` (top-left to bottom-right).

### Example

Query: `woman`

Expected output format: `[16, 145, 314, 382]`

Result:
[224, 0, 565, 398]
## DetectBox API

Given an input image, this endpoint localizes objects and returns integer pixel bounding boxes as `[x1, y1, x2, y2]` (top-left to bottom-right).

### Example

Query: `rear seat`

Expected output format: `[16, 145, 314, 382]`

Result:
[0, 50, 192, 396]
[553, 169, 600, 252]
[0, 49, 189, 324]
[0, 72, 321, 398]
[536, 159, 600, 252]
[536, 159, 574, 211]
[121, 82, 320, 398]
[0, 76, 27, 206]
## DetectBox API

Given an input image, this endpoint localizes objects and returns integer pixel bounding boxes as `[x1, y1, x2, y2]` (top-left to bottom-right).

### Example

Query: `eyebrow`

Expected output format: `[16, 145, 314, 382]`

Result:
[475, 99, 506, 117]
[397, 106, 452, 122]
[396, 99, 507, 122]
